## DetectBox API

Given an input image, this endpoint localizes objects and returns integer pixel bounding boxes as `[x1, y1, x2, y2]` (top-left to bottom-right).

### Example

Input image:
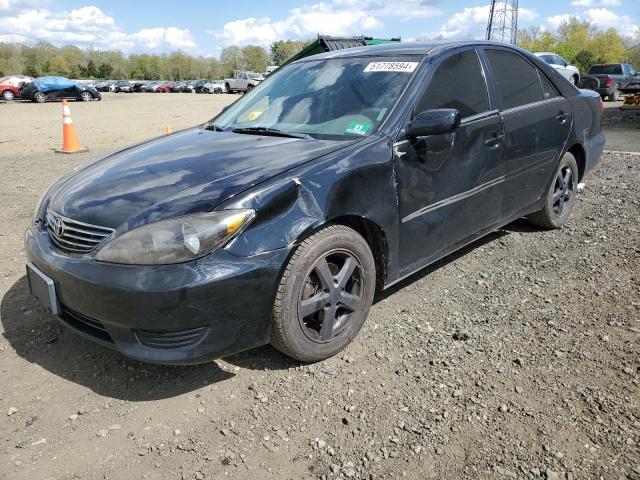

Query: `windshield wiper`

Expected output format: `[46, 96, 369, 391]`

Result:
[232, 127, 310, 140]
[204, 123, 223, 131]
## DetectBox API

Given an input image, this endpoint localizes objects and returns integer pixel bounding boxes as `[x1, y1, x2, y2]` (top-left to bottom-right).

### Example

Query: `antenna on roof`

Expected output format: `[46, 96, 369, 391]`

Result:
[486, 0, 519, 45]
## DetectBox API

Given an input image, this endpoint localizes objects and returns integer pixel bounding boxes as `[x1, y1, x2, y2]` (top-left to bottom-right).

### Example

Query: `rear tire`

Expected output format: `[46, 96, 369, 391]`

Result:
[33, 92, 46, 103]
[527, 152, 578, 229]
[2, 90, 15, 101]
[271, 225, 376, 362]
[80, 91, 92, 102]
[225, 83, 231, 94]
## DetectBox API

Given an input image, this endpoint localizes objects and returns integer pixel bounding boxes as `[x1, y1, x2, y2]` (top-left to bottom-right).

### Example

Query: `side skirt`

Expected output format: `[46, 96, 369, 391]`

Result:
[384, 203, 542, 290]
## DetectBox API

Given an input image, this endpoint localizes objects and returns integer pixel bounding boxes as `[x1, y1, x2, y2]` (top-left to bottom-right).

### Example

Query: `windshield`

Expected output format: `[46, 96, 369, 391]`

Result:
[213, 56, 420, 140]
[248, 73, 264, 80]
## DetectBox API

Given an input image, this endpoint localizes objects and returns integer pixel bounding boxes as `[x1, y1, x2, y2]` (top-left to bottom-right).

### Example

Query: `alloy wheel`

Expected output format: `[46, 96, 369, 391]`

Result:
[552, 165, 574, 216]
[298, 250, 363, 343]
[2, 90, 15, 101]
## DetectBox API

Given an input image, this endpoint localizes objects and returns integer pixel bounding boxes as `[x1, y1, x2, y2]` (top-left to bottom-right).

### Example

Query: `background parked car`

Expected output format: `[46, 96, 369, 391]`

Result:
[141, 81, 158, 92]
[95, 80, 115, 92]
[19, 76, 101, 103]
[224, 71, 264, 93]
[201, 80, 225, 94]
[534, 52, 580, 85]
[0, 75, 32, 101]
[114, 80, 132, 93]
[172, 82, 186, 92]
[584, 63, 640, 101]
[156, 82, 173, 93]
[131, 81, 147, 92]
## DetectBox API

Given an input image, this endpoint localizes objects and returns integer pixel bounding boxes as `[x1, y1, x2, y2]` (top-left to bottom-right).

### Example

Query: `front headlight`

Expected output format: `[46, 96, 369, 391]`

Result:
[95, 209, 255, 265]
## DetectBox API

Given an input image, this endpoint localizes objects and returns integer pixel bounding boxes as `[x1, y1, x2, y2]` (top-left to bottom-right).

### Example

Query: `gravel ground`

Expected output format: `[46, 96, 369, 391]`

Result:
[0, 94, 639, 480]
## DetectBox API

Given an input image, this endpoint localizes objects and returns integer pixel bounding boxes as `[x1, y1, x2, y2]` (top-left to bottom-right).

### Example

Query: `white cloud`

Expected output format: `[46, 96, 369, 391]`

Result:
[570, 0, 621, 7]
[0, 5, 196, 53]
[213, 0, 442, 48]
[547, 8, 638, 36]
[412, 4, 538, 41]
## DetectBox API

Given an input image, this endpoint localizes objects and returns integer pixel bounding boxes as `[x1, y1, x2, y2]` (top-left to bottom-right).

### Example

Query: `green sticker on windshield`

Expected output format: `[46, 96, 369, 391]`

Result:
[345, 121, 372, 136]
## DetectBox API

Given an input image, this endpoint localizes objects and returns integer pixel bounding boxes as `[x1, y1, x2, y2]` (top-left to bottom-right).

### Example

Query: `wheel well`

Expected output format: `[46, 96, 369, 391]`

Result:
[567, 144, 586, 181]
[329, 215, 388, 291]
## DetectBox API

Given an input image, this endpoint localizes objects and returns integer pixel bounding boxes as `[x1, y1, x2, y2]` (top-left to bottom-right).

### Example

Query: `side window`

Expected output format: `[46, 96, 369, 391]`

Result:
[614, 65, 623, 75]
[416, 50, 489, 118]
[486, 49, 543, 110]
[555, 56, 567, 66]
[539, 72, 559, 100]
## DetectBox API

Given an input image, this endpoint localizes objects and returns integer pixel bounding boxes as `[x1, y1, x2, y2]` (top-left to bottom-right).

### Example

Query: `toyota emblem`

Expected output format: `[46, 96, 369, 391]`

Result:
[54, 217, 65, 237]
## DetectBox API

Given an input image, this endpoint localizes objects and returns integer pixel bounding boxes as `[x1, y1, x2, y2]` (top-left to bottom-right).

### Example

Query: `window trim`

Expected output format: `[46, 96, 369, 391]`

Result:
[537, 69, 560, 100]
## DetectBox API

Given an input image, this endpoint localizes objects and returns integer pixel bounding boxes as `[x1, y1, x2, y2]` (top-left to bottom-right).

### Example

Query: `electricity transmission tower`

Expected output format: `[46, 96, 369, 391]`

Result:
[486, 0, 519, 45]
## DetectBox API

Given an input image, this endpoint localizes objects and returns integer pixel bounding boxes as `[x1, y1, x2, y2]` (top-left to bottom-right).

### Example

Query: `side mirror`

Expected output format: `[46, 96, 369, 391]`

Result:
[564, 61, 568, 67]
[407, 109, 461, 137]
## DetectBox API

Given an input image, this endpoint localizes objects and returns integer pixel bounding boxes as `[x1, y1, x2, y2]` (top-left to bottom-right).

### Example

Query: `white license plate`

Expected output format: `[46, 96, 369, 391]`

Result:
[26, 263, 60, 316]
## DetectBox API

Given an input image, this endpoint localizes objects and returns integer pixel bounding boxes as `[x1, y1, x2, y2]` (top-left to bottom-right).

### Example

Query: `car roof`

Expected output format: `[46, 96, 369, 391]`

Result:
[534, 52, 559, 56]
[301, 40, 522, 61]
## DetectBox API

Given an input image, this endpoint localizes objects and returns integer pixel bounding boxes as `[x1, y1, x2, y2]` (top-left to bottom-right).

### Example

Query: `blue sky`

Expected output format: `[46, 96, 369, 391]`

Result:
[0, 0, 638, 57]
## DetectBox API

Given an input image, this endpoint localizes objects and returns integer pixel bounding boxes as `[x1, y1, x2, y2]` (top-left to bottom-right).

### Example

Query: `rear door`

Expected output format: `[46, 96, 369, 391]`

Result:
[395, 47, 505, 271]
[481, 47, 572, 218]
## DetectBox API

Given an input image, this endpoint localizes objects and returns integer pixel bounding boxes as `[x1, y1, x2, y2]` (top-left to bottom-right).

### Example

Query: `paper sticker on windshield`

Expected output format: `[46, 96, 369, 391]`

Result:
[364, 62, 418, 73]
[345, 121, 372, 136]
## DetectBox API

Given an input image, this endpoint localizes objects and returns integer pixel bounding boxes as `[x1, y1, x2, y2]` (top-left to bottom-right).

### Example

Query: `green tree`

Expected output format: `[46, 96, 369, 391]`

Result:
[241, 45, 269, 73]
[270, 39, 308, 66]
[220, 46, 244, 73]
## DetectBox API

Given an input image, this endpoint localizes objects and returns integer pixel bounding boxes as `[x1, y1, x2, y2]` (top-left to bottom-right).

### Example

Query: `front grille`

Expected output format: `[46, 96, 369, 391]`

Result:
[46, 208, 114, 253]
[135, 327, 209, 350]
[60, 307, 114, 344]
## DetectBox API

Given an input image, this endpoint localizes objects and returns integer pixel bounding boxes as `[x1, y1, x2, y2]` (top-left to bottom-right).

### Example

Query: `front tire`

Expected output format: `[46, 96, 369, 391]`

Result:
[527, 152, 578, 229]
[570, 75, 579, 86]
[271, 225, 376, 362]
[2, 90, 15, 101]
[80, 91, 92, 102]
[33, 92, 46, 103]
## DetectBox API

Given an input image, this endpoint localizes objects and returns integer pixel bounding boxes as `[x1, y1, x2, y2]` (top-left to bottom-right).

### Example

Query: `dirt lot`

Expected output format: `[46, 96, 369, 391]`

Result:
[0, 93, 638, 480]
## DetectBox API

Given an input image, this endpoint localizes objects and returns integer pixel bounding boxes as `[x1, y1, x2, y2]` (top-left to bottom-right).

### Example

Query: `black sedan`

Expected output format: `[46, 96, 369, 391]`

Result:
[25, 41, 604, 364]
[20, 76, 101, 103]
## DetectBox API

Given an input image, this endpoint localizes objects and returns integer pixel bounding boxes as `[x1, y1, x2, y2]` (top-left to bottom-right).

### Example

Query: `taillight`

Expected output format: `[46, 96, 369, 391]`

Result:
[606, 77, 613, 87]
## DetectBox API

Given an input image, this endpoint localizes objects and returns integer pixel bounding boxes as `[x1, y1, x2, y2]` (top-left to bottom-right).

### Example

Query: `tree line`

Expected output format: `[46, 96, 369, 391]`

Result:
[0, 39, 311, 80]
[518, 19, 639, 73]
[0, 20, 637, 81]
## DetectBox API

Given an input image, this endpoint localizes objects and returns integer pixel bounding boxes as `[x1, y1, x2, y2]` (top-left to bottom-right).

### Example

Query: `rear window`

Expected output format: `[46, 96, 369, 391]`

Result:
[486, 49, 543, 110]
[588, 65, 623, 75]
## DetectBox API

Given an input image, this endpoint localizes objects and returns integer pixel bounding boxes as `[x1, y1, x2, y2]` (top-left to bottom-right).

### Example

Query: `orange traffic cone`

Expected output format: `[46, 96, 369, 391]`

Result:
[55, 100, 88, 154]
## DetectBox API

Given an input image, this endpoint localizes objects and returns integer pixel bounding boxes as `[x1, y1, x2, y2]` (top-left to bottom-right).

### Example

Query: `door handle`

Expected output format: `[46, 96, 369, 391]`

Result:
[555, 111, 569, 123]
[484, 133, 505, 149]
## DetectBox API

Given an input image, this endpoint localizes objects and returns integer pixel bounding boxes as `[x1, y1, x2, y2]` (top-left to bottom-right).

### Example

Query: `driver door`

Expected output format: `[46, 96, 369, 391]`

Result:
[395, 48, 506, 272]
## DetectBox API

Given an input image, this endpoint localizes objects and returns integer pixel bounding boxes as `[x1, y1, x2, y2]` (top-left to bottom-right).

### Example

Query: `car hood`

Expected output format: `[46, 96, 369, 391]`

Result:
[50, 127, 349, 229]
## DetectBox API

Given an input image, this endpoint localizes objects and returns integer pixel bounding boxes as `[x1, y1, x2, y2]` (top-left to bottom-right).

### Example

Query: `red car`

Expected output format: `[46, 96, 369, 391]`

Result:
[0, 75, 31, 101]
[156, 82, 173, 93]
[0, 83, 19, 101]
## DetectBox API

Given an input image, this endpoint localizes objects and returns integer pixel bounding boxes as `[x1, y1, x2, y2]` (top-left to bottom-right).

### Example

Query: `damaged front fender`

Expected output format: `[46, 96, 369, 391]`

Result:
[223, 134, 402, 285]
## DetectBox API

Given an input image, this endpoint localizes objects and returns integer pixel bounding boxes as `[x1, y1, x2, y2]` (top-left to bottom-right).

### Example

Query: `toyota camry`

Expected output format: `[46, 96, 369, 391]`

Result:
[25, 41, 604, 364]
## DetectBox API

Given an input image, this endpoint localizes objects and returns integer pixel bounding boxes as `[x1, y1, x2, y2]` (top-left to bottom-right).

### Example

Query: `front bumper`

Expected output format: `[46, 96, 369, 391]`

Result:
[24, 223, 289, 364]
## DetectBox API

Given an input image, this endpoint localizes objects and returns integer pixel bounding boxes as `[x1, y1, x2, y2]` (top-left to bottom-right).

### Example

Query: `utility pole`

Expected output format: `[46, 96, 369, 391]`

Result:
[486, 0, 519, 45]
